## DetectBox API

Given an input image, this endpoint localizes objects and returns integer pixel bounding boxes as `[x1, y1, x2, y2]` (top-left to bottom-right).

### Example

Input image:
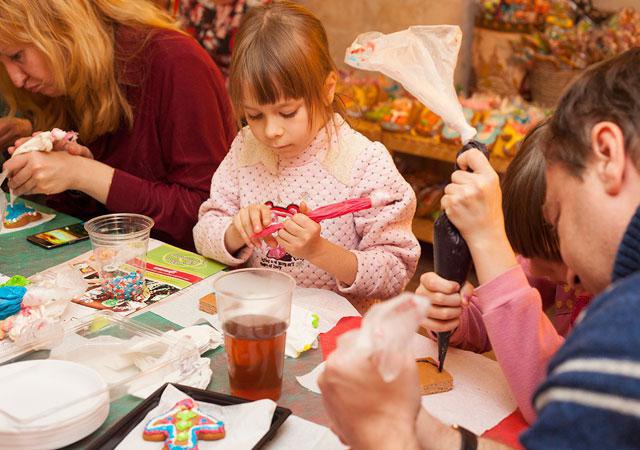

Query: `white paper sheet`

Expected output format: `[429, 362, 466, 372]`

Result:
[144, 285, 360, 332]
[116, 384, 276, 450]
[291, 288, 361, 331]
[412, 334, 517, 435]
[0, 212, 55, 234]
[296, 361, 325, 394]
[296, 334, 516, 436]
[264, 415, 347, 450]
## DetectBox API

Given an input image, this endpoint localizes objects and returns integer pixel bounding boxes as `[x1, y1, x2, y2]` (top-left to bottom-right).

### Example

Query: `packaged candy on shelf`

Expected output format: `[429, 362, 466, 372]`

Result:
[336, 70, 381, 118]
[380, 97, 420, 132]
[414, 107, 444, 137]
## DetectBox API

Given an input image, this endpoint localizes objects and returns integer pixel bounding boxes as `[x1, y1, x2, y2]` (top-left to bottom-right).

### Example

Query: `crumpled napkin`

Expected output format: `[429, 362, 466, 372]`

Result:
[116, 384, 277, 450]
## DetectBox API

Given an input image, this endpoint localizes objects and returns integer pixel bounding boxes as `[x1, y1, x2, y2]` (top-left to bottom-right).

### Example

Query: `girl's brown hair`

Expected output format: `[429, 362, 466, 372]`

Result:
[0, 0, 180, 143]
[502, 119, 562, 262]
[228, 1, 343, 128]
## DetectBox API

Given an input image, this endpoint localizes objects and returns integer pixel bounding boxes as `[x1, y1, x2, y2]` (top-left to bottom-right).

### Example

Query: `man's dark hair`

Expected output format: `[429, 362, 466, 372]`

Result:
[544, 47, 640, 177]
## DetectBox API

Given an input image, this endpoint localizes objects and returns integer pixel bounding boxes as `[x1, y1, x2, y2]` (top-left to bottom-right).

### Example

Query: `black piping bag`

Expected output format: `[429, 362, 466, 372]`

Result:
[433, 140, 489, 371]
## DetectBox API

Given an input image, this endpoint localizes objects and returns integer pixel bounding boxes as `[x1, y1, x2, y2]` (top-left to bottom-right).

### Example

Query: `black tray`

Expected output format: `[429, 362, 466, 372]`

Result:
[88, 383, 292, 450]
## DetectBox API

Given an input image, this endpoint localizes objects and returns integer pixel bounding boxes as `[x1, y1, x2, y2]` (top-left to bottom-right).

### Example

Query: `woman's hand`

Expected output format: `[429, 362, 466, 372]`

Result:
[8, 132, 94, 159]
[3, 150, 81, 196]
[0, 117, 32, 149]
[52, 139, 94, 159]
[441, 149, 505, 248]
[416, 272, 474, 333]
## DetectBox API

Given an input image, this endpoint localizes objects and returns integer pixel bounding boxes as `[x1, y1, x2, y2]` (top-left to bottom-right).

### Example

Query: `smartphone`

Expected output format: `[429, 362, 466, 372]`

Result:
[27, 222, 89, 249]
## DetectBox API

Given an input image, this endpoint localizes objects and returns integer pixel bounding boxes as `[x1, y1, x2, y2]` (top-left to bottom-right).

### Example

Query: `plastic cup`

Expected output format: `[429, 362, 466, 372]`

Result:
[84, 214, 154, 308]
[214, 269, 296, 401]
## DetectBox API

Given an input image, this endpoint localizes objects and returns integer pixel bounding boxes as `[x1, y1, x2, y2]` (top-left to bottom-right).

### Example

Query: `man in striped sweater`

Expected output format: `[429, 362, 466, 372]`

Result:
[318, 48, 640, 450]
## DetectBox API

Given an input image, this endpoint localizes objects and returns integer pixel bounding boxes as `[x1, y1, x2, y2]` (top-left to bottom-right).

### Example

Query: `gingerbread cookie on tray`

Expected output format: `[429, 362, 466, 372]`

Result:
[143, 398, 225, 449]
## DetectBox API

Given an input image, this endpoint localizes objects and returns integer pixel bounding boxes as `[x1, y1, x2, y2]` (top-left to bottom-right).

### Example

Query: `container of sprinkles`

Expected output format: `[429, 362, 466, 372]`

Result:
[84, 214, 154, 309]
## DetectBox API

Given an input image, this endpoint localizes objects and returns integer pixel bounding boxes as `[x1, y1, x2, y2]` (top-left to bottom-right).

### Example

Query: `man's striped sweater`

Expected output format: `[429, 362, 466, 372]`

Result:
[521, 207, 640, 449]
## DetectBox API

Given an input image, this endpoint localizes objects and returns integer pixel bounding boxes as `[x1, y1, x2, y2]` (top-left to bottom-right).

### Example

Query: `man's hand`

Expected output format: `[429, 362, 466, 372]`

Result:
[318, 342, 422, 449]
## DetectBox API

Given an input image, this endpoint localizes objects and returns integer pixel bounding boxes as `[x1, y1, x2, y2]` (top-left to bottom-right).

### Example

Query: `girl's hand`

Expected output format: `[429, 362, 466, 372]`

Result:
[230, 204, 275, 249]
[441, 149, 505, 248]
[416, 272, 474, 333]
[276, 202, 325, 260]
[3, 150, 81, 196]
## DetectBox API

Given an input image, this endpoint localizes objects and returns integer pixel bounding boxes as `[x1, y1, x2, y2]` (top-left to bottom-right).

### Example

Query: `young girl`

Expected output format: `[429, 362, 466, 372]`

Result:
[418, 122, 592, 423]
[193, 1, 420, 312]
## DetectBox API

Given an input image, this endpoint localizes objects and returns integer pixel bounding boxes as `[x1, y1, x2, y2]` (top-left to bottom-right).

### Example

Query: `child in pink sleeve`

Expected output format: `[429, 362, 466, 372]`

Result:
[193, 2, 419, 313]
[418, 122, 592, 423]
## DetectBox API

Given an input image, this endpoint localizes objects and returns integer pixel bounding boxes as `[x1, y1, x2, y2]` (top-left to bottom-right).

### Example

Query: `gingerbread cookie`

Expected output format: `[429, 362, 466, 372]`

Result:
[143, 398, 225, 449]
[416, 357, 453, 395]
[3, 203, 42, 229]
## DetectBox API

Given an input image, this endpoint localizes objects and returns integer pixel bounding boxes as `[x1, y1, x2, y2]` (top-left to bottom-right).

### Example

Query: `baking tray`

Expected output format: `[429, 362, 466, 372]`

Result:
[88, 383, 293, 449]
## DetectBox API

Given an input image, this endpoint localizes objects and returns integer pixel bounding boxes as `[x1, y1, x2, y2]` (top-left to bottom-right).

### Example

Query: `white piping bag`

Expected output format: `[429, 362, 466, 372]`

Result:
[345, 25, 476, 143]
[333, 292, 431, 382]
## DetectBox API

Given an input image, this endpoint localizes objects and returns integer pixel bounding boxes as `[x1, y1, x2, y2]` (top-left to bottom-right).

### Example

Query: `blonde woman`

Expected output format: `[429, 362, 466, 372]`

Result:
[0, 0, 235, 249]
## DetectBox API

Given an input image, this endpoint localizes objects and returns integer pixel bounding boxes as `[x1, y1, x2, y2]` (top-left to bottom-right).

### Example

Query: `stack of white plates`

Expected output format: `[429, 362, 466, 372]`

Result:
[0, 360, 110, 450]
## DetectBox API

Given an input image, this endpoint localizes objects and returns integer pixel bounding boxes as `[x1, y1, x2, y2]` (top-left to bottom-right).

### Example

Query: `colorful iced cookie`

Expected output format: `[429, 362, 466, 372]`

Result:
[3, 203, 42, 229]
[143, 398, 225, 449]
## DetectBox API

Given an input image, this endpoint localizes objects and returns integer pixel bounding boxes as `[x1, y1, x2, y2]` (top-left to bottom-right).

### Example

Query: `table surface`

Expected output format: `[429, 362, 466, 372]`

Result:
[0, 197, 92, 277]
[0, 202, 329, 449]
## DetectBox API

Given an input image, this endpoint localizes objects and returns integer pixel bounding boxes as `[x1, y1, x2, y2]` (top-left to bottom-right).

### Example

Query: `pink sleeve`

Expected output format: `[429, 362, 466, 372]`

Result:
[476, 264, 565, 424]
[193, 135, 253, 266]
[337, 142, 420, 299]
[423, 294, 492, 353]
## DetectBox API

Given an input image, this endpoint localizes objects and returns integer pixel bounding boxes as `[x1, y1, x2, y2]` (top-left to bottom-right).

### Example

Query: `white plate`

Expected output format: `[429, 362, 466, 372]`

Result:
[0, 360, 108, 429]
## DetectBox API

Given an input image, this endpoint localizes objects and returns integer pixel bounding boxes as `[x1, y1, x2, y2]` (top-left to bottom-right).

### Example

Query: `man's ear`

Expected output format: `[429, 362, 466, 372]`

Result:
[591, 121, 626, 195]
[324, 71, 338, 106]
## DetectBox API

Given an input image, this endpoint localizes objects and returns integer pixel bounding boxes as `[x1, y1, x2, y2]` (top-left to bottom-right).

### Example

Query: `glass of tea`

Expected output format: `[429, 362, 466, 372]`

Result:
[214, 268, 296, 401]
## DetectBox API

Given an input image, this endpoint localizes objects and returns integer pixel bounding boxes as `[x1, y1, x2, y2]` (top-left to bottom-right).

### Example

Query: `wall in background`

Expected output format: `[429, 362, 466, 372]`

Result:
[297, 0, 475, 90]
[297, 0, 640, 92]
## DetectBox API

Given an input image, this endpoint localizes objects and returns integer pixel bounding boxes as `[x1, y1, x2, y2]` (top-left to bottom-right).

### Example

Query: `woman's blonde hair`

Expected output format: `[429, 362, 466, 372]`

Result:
[228, 1, 344, 129]
[0, 0, 180, 143]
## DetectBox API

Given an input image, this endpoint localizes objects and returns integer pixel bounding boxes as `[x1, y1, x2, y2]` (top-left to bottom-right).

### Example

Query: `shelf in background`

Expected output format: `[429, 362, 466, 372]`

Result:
[412, 217, 435, 243]
[351, 120, 511, 174]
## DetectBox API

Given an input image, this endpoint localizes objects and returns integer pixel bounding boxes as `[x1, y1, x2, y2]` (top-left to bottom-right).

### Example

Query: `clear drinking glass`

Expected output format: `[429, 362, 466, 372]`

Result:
[84, 214, 154, 309]
[214, 268, 296, 401]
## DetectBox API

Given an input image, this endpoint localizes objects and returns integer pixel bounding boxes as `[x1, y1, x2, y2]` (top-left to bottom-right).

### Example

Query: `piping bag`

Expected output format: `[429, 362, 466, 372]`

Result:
[345, 25, 481, 371]
[433, 141, 488, 371]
